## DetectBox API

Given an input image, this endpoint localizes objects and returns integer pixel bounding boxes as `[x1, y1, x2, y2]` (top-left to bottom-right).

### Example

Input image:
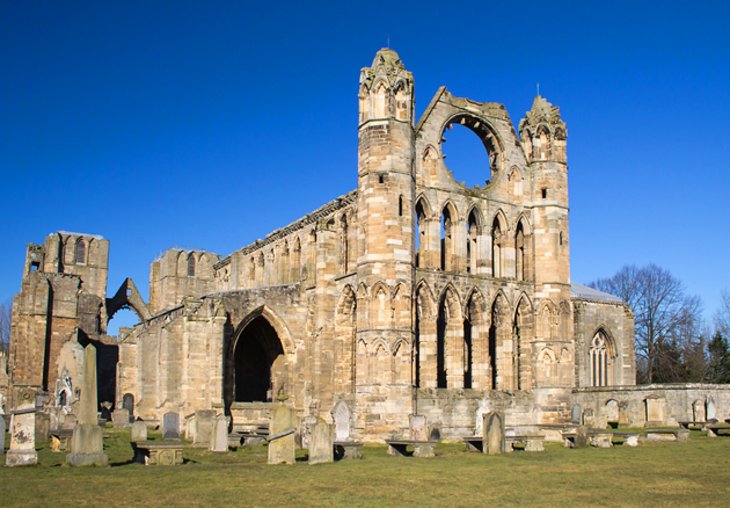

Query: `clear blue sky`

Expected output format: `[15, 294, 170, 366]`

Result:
[2, 1, 729, 333]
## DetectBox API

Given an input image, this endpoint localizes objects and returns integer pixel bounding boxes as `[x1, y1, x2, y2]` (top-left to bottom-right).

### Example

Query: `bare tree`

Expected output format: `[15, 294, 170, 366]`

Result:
[715, 290, 730, 337]
[0, 300, 11, 355]
[590, 264, 702, 383]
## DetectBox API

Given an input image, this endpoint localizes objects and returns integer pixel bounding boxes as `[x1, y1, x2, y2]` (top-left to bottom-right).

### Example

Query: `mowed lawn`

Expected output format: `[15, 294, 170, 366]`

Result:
[2, 428, 730, 507]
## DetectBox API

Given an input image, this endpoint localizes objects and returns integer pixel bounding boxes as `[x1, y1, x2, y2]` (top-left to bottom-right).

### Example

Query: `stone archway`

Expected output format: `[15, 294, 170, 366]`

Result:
[232, 314, 287, 402]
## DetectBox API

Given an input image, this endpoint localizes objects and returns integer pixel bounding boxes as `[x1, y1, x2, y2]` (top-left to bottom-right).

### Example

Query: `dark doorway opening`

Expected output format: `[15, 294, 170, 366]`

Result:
[234, 316, 284, 402]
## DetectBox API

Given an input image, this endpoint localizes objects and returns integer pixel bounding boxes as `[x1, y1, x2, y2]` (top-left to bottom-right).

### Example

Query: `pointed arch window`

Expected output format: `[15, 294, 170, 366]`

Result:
[491, 217, 502, 278]
[74, 238, 86, 264]
[590, 331, 610, 387]
[187, 254, 196, 277]
[440, 206, 454, 271]
[467, 210, 480, 274]
[415, 200, 427, 268]
[515, 222, 525, 281]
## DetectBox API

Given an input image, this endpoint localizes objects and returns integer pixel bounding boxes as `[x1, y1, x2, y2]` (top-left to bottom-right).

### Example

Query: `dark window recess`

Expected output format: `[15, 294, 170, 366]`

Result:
[541, 188, 548, 199]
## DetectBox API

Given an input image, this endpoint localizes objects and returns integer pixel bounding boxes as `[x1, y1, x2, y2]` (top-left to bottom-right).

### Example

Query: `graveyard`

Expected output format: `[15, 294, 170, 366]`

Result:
[1, 426, 729, 506]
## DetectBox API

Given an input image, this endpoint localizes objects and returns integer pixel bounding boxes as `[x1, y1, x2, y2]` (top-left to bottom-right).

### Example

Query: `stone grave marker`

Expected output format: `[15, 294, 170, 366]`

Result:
[194, 410, 216, 445]
[301, 414, 317, 449]
[122, 393, 134, 417]
[308, 419, 333, 465]
[163, 412, 180, 440]
[6, 387, 38, 466]
[409, 414, 428, 441]
[210, 415, 228, 453]
[574, 425, 589, 448]
[707, 398, 717, 421]
[332, 401, 351, 441]
[35, 412, 50, 443]
[268, 404, 296, 465]
[571, 404, 582, 424]
[67, 344, 108, 466]
[483, 411, 505, 456]
[112, 408, 130, 428]
[131, 420, 147, 442]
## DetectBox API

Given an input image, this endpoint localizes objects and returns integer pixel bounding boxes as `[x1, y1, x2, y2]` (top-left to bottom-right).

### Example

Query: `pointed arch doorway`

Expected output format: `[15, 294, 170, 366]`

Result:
[232, 314, 287, 402]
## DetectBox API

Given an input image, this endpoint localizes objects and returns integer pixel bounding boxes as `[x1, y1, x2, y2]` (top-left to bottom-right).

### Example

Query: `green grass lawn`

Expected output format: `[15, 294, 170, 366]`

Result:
[2, 428, 729, 507]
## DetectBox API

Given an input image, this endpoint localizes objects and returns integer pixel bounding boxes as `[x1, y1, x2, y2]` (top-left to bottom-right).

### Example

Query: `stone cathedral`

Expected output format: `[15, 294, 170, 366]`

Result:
[8, 49, 727, 441]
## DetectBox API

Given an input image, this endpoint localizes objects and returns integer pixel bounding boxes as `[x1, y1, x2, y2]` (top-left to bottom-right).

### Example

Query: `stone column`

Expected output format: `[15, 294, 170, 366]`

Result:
[66, 344, 108, 466]
[5, 387, 37, 466]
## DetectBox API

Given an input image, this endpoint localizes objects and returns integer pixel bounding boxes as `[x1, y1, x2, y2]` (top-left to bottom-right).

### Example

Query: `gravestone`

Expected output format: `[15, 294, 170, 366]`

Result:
[162, 412, 180, 439]
[130, 420, 147, 442]
[66, 344, 109, 466]
[1, 413, 5, 454]
[574, 425, 589, 448]
[268, 404, 296, 465]
[624, 435, 639, 447]
[122, 393, 134, 417]
[645, 397, 665, 425]
[571, 404, 582, 424]
[706, 398, 717, 421]
[210, 415, 228, 452]
[194, 410, 215, 445]
[308, 419, 333, 465]
[483, 411, 505, 456]
[35, 412, 51, 443]
[112, 408, 130, 428]
[692, 400, 706, 422]
[332, 401, 351, 441]
[409, 414, 428, 441]
[474, 400, 489, 436]
[6, 387, 38, 466]
[301, 414, 317, 449]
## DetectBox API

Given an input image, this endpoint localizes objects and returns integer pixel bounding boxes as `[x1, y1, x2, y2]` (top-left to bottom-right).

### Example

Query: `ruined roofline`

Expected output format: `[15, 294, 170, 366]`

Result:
[151, 247, 221, 263]
[56, 230, 105, 240]
[214, 189, 357, 269]
[415, 86, 514, 135]
[570, 282, 623, 304]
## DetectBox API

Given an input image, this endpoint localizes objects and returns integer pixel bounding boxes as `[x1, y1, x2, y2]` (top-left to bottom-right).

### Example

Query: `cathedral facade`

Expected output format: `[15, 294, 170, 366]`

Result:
[10, 49, 669, 440]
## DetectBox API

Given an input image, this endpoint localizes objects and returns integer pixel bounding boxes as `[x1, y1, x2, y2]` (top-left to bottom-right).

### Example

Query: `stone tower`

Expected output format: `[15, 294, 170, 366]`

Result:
[519, 96, 574, 401]
[355, 48, 416, 436]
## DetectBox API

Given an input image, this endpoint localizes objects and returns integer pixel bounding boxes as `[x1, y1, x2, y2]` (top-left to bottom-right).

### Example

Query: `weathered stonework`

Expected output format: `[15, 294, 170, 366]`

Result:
[7, 49, 728, 442]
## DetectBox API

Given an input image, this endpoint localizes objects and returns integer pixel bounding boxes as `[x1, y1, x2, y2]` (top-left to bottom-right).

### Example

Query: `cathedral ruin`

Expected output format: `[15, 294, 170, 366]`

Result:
[5, 49, 728, 440]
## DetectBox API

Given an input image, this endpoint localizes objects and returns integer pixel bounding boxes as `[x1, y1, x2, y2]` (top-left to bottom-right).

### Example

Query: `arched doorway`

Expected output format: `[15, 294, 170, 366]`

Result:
[234, 315, 285, 402]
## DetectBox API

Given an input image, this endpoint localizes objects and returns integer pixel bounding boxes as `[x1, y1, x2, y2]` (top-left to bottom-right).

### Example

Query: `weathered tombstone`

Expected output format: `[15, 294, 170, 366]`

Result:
[605, 400, 619, 427]
[308, 419, 333, 465]
[112, 408, 130, 428]
[0, 413, 6, 455]
[268, 404, 296, 465]
[706, 398, 717, 421]
[162, 412, 180, 439]
[483, 411, 505, 456]
[193, 410, 215, 445]
[122, 393, 134, 418]
[582, 409, 594, 427]
[332, 401, 351, 441]
[300, 414, 317, 449]
[692, 400, 706, 422]
[644, 397, 665, 425]
[35, 411, 51, 443]
[574, 425, 589, 448]
[571, 404, 582, 424]
[130, 419, 147, 442]
[210, 415, 228, 452]
[6, 387, 38, 466]
[409, 414, 428, 441]
[66, 344, 109, 466]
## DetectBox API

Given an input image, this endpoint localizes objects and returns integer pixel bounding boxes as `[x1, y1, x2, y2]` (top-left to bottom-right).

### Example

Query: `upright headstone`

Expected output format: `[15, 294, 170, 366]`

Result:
[571, 404, 582, 424]
[210, 415, 228, 452]
[483, 411, 505, 456]
[112, 408, 131, 428]
[268, 404, 296, 465]
[194, 410, 216, 445]
[122, 393, 134, 418]
[332, 401, 351, 441]
[6, 387, 38, 466]
[130, 420, 147, 442]
[35, 412, 51, 443]
[574, 425, 589, 448]
[308, 419, 333, 465]
[706, 399, 717, 421]
[0, 413, 5, 455]
[300, 414, 317, 449]
[409, 414, 428, 441]
[66, 344, 109, 466]
[162, 412, 180, 439]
